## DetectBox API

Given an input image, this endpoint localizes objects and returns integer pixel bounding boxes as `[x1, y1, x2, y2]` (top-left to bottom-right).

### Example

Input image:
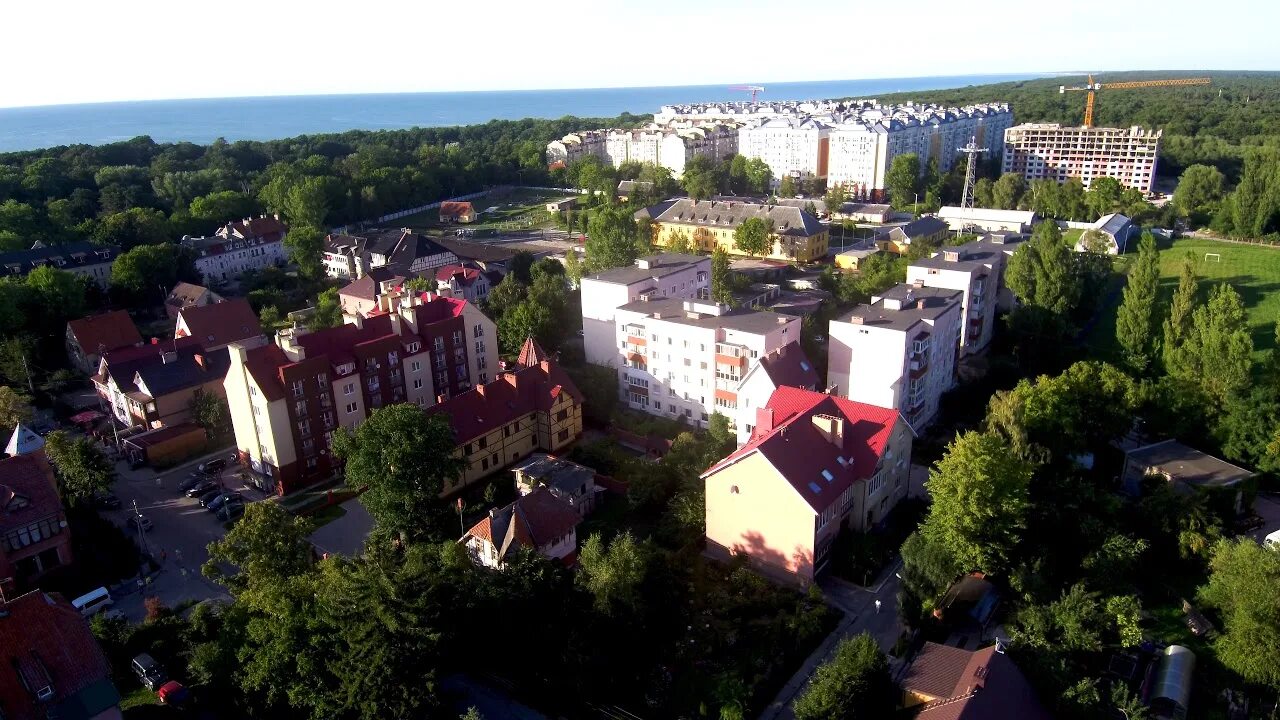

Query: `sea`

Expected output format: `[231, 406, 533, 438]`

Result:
[0, 73, 1048, 153]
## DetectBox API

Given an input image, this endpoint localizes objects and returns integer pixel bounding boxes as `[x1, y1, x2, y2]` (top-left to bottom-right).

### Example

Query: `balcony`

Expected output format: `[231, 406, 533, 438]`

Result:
[626, 335, 647, 347]
[909, 357, 929, 379]
[714, 388, 738, 403]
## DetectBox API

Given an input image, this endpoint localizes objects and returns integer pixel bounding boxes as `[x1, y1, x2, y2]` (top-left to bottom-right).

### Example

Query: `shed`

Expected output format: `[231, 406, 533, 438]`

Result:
[122, 422, 206, 467]
[1150, 645, 1195, 719]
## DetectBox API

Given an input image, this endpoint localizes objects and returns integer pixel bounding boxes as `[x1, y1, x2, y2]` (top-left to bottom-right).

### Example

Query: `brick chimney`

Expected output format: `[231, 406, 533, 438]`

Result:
[436, 394, 446, 404]
[194, 354, 206, 370]
[811, 413, 845, 447]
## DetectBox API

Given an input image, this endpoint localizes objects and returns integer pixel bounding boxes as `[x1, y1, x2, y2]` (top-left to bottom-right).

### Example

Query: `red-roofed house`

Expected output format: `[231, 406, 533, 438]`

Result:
[66, 310, 143, 374]
[0, 588, 122, 720]
[223, 292, 497, 494]
[901, 642, 1050, 719]
[460, 487, 581, 569]
[438, 201, 476, 224]
[701, 386, 912, 585]
[181, 214, 289, 284]
[434, 263, 493, 304]
[733, 340, 821, 445]
[0, 445, 72, 590]
[175, 298, 263, 351]
[164, 281, 223, 320]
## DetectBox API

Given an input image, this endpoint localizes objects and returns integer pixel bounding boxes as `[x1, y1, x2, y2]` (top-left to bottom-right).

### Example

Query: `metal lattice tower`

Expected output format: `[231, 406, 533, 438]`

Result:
[958, 136, 989, 209]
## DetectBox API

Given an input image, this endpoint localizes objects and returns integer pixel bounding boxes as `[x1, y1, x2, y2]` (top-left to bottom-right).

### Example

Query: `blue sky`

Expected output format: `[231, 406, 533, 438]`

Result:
[1, 0, 1273, 108]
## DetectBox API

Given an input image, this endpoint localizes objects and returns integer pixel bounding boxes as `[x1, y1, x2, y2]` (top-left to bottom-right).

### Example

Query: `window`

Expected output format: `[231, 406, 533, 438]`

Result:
[345, 402, 357, 413]
[473, 323, 484, 337]
[343, 383, 355, 395]
[291, 380, 304, 398]
[406, 341, 421, 354]
[433, 336, 445, 351]
[558, 429, 570, 442]
[452, 330, 464, 345]
[294, 400, 307, 414]
[413, 378, 423, 389]
[475, 340, 486, 354]
[316, 373, 328, 386]
[411, 360, 421, 372]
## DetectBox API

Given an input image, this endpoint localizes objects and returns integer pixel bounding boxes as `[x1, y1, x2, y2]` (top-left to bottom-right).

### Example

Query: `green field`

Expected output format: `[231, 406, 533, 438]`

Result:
[391, 188, 564, 233]
[1084, 237, 1280, 362]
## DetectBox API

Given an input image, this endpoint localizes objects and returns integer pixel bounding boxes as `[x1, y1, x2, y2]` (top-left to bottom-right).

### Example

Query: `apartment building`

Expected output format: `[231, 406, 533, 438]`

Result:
[321, 229, 459, 280]
[733, 340, 821, 446]
[906, 241, 1012, 354]
[702, 386, 913, 585]
[552, 123, 739, 176]
[181, 214, 288, 283]
[545, 130, 610, 167]
[0, 433, 73, 590]
[1002, 123, 1162, 194]
[0, 241, 117, 287]
[611, 296, 799, 429]
[737, 117, 831, 184]
[643, 199, 829, 263]
[581, 253, 710, 367]
[94, 337, 237, 430]
[224, 292, 497, 494]
[827, 283, 962, 431]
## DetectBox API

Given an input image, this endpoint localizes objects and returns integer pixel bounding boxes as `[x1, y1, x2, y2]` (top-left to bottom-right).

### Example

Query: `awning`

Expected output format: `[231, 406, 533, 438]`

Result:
[69, 410, 104, 424]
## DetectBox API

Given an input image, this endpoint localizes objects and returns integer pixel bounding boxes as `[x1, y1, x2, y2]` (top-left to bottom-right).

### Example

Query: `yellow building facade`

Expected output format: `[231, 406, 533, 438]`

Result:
[641, 199, 829, 263]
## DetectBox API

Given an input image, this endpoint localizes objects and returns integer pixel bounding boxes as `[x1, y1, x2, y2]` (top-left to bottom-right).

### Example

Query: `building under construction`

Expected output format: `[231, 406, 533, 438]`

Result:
[1001, 123, 1162, 194]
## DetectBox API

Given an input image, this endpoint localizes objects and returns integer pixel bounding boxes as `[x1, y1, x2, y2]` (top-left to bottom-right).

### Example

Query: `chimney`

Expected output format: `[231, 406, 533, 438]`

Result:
[436, 394, 447, 405]
[475, 383, 485, 397]
[755, 407, 776, 436]
[389, 311, 401, 337]
[194, 354, 206, 370]
[913, 279, 925, 288]
[812, 413, 845, 447]
[489, 507, 499, 520]
[850, 315, 864, 325]
[917, 298, 927, 310]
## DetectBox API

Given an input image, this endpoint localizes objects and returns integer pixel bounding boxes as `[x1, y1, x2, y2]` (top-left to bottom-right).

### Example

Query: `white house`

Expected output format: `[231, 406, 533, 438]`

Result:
[1076, 213, 1138, 255]
[580, 253, 710, 368]
[182, 215, 288, 284]
[937, 206, 1038, 233]
[460, 488, 581, 569]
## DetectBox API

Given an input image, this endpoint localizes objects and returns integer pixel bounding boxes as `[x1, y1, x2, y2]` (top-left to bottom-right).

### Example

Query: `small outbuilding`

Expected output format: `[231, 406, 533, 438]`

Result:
[438, 201, 477, 224]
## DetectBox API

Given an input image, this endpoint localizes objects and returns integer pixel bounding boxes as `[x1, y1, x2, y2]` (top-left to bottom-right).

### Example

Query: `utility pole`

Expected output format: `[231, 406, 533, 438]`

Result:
[958, 136, 990, 210]
[19, 349, 34, 394]
[132, 499, 151, 597]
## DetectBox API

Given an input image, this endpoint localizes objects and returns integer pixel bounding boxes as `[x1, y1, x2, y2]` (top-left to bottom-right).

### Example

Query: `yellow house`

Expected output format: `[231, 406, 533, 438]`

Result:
[639, 198, 829, 263]
[832, 242, 882, 271]
[874, 216, 950, 255]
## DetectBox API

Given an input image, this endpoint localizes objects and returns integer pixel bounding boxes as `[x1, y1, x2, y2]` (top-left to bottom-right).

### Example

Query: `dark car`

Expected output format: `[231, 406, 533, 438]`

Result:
[177, 475, 207, 493]
[126, 515, 153, 532]
[198, 458, 226, 475]
[94, 493, 121, 510]
[197, 489, 223, 508]
[216, 501, 245, 522]
[184, 480, 218, 498]
[206, 492, 243, 512]
[132, 653, 167, 691]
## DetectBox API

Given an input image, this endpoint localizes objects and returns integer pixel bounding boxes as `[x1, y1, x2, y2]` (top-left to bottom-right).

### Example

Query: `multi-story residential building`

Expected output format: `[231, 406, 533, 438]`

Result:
[611, 296, 800, 429]
[224, 292, 496, 494]
[181, 214, 288, 284]
[321, 229, 459, 280]
[906, 236, 1022, 354]
[430, 357, 584, 491]
[174, 298, 263, 352]
[642, 199, 829, 263]
[0, 429, 72, 590]
[545, 130, 610, 167]
[66, 310, 143, 375]
[94, 337, 237, 430]
[733, 340, 821, 446]
[0, 241, 117, 286]
[551, 123, 739, 175]
[702, 386, 913, 585]
[1002, 123, 1162, 194]
[827, 283, 962, 431]
[581, 253, 710, 367]
[461, 487, 581, 570]
[738, 117, 831, 185]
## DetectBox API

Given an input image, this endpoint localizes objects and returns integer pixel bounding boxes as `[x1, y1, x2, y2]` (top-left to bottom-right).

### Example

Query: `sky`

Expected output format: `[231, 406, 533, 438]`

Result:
[1, 0, 1275, 109]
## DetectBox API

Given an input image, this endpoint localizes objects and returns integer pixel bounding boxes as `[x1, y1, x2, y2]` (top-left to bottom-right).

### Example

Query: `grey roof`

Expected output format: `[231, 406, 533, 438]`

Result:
[837, 284, 962, 333]
[910, 233, 1026, 271]
[513, 453, 596, 496]
[0, 241, 117, 277]
[837, 202, 893, 216]
[584, 253, 706, 286]
[633, 199, 678, 222]
[617, 180, 653, 194]
[1095, 213, 1133, 238]
[894, 216, 949, 239]
[1127, 440, 1254, 488]
[645, 199, 824, 237]
[133, 348, 230, 397]
[617, 296, 796, 334]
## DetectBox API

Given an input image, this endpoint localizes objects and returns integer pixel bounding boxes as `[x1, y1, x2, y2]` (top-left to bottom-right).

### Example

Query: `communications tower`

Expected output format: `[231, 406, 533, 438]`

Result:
[958, 136, 989, 210]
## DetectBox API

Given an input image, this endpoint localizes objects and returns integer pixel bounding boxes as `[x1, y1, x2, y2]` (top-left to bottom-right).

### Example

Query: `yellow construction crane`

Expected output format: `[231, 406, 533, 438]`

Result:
[1060, 75, 1211, 127]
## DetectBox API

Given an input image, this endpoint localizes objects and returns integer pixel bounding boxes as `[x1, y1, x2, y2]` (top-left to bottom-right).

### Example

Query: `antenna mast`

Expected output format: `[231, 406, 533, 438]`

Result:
[958, 136, 989, 209]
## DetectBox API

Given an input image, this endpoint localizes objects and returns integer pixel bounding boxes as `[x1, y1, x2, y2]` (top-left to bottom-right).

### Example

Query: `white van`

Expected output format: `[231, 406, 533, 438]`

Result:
[1266, 529, 1280, 548]
[71, 587, 114, 617]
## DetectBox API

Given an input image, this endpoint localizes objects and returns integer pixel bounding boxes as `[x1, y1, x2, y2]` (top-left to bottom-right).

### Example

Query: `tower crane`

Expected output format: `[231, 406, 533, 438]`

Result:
[1060, 74, 1211, 128]
[728, 85, 765, 103]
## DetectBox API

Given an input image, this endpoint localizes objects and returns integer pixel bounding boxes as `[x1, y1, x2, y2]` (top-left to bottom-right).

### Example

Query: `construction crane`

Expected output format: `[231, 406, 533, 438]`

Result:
[729, 85, 765, 103]
[1060, 74, 1211, 128]
[958, 136, 989, 210]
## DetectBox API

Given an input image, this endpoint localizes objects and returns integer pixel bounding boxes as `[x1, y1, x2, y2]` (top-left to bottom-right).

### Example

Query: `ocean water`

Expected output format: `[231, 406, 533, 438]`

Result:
[0, 73, 1046, 153]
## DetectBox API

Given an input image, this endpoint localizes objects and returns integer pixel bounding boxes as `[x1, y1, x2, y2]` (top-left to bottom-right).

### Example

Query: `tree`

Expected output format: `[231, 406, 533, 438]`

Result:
[1115, 233, 1160, 372]
[279, 176, 332, 229]
[991, 173, 1026, 210]
[778, 175, 796, 198]
[922, 432, 1033, 575]
[0, 386, 33, 429]
[1086, 176, 1123, 218]
[585, 206, 640, 271]
[792, 634, 895, 720]
[92, 207, 171, 249]
[1171, 283, 1253, 406]
[1005, 221, 1078, 317]
[711, 247, 734, 305]
[189, 389, 229, 434]
[308, 287, 343, 330]
[665, 228, 693, 254]
[886, 153, 920, 209]
[330, 406, 464, 542]
[1161, 253, 1198, 372]
[681, 155, 720, 201]
[1198, 538, 1280, 689]
[508, 251, 536, 285]
[189, 190, 261, 223]
[43, 430, 116, 504]
[110, 243, 198, 304]
[563, 247, 583, 286]
[973, 177, 995, 209]
[1078, 229, 1111, 254]
[283, 224, 325, 279]
[25, 265, 88, 326]
[577, 531, 647, 615]
[1174, 164, 1226, 223]
[824, 186, 845, 216]
[732, 217, 772, 257]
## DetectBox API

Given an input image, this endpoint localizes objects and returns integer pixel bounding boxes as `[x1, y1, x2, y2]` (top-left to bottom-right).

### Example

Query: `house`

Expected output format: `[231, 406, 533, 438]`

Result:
[901, 642, 1050, 719]
[439, 201, 477, 224]
[1122, 439, 1255, 514]
[181, 214, 288, 284]
[1076, 212, 1137, 255]
[66, 311, 143, 375]
[830, 202, 893, 223]
[461, 487, 581, 569]
[581, 253, 710, 368]
[833, 241, 882, 271]
[875, 216, 950, 254]
[616, 180, 654, 202]
[322, 233, 367, 279]
[93, 338, 235, 430]
[512, 453, 599, 516]
[434, 263, 493, 304]
[0, 241, 117, 287]
[937, 206, 1038, 233]
[0, 587, 122, 720]
[545, 197, 578, 213]
[428, 357, 584, 492]
[733, 340, 821, 446]
[641, 198, 829, 263]
[827, 283, 962, 430]
[702, 386, 913, 585]
[0, 428, 72, 589]
[337, 268, 405, 317]
[906, 235, 1025, 355]
[322, 230, 459, 280]
[165, 281, 223, 319]
[174, 298, 263, 352]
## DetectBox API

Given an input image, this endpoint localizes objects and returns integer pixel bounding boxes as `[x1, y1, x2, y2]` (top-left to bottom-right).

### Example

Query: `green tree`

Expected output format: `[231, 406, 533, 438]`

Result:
[1161, 253, 1198, 371]
[885, 153, 920, 209]
[1115, 233, 1160, 372]
[279, 176, 332, 228]
[188, 389, 229, 434]
[991, 173, 1026, 210]
[711, 247, 734, 305]
[778, 175, 796, 198]
[1172, 283, 1253, 406]
[732, 217, 772, 257]
[577, 530, 648, 615]
[283, 224, 325, 279]
[43, 430, 116, 504]
[189, 190, 261, 222]
[1173, 164, 1226, 223]
[92, 207, 171, 249]
[25, 265, 87, 324]
[681, 155, 720, 201]
[665, 228, 693, 254]
[792, 634, 895, 720]
[824, 186, 845, 216]
[0, 386, 33, 429]
[585, 206, 641, 271]
[1086, 176, 1123, 218]
[563, 247, 583, 286]
[110, 242, 198, 305]
[308, 287, 343, 330]
[1198, 538, 1280, 689]
[1005, 221, 1078, 316]
[973, 177, 995, 209]
[922, 432, 1033, 575]
[330, 406, 464, 543]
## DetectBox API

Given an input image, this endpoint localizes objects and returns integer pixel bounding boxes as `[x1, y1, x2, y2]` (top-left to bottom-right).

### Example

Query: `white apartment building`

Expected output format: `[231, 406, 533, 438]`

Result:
[827, 284, 962, 431]
[1002, 123, 1162, 194]
[612, 297, 799, 429]
[906, 235, 1025, 354]
[738, 117, 831, 185]
[546, 130, 609, 166]
[581, 253, 710, 367]
[182, 215, 289, 284]
[558, 124, 739, 175]
[732, 340, 821, 446]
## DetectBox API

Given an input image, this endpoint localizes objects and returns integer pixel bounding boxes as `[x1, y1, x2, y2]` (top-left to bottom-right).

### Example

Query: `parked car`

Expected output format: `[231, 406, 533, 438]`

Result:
[207, 492, 243, 512]
[126, 515, 153, 532]
[217, 501, 245, 522]
[197, 489, 224, 508]
[158, 680, 188, 705]
[197, 458, 226, 475]
[185, 480, 218, 498]
[94, 493, 120, 510]
[132, 654, 167, 691]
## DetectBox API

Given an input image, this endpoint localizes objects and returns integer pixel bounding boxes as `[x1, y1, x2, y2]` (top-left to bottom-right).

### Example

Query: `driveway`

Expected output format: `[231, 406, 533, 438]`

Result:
[309, 499, 375, 557]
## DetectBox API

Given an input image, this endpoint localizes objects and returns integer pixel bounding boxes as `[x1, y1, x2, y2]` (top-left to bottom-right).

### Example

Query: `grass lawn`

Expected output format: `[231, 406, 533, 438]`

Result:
[307, 502, 348, 528]
[120, 685, 158, 709]
[393, 188, 564, 232]
[1083, 237, 1280, 363]
[1062, 227, 1085, 247]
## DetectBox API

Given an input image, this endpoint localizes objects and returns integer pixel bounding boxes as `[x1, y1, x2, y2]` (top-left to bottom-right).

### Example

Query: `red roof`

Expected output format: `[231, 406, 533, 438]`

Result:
[905, 643, 1050, 719]
[176, 298, 262, 348]
[465, 487, 580, 561]
[67, 310, 142, 356]
[516, 337, 550, 368]
[434, 264, 483, 286]
[0, 590, 116, 717]
[428, 360, 583, 446]
[223, 215, 287, 241]
[755, 341, 820, 391]
[0, 453, 61, 534]
[439, 201, 474, 217]
[703, 386, 900, 513]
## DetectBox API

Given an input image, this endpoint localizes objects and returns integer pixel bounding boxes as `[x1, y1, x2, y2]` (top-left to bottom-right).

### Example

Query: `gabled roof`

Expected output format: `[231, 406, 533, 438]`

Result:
[703, 386, 900, 513]
[516, 337, 551, 368]
[0, 590, 119, 719]
[466, 487, 581, 561]
[753, 341, 819, 391]
[434, 263, 485, 286]
[428, 360, 583, 445]
[439, 201, 475, 216]
[1126, 439, 1255, 488]
[5, 424, 45, 457]
[133, 348, 230, 397]
[0, 241, 117, 277]
[646, 199, 824, 237]
[66, 310, 141, 355]
[938, 207, 1037, 224]
[904, 642, 1050, 720]
[220, 215, 287, 242]
[887, 216, 949, 241]
[1094, 212, 1133, 237]
[512, 454, 596, 496]
[0, 452, 60, 534]
[387, 232, 455, 269]
[167, 281, 213, 308]
[176, 298, 262, 349]
[338, 275, 379, 301]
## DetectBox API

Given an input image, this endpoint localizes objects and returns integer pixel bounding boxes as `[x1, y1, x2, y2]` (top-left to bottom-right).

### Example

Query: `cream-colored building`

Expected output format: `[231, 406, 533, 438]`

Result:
[581, 253, 711, 369]
[641, 199, 829, 263]
[1002, 123, 1162, 194]
[737, 117, 831, 185]
[906, 237, 1022, 354]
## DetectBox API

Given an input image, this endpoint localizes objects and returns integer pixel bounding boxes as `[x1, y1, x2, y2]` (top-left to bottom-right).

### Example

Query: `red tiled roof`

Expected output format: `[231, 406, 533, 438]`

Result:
[0, 453, 60, 534]
[756, 341, 820, 391]
[176, 298, 262, 348]
[428, 360, 583, 445]
[241, 343, 291, 401]
[465, 487, 580, 561]
[906, 643, 1051, 720]
[702, 386, 900, 513]
[0, 590, 116, 717]
[67, 310, 142, 355]
[434, 264, 483, 286]
[439, 201, 474, 217]
[225, 215, 288, 241]
[516, 337, 550, 368]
